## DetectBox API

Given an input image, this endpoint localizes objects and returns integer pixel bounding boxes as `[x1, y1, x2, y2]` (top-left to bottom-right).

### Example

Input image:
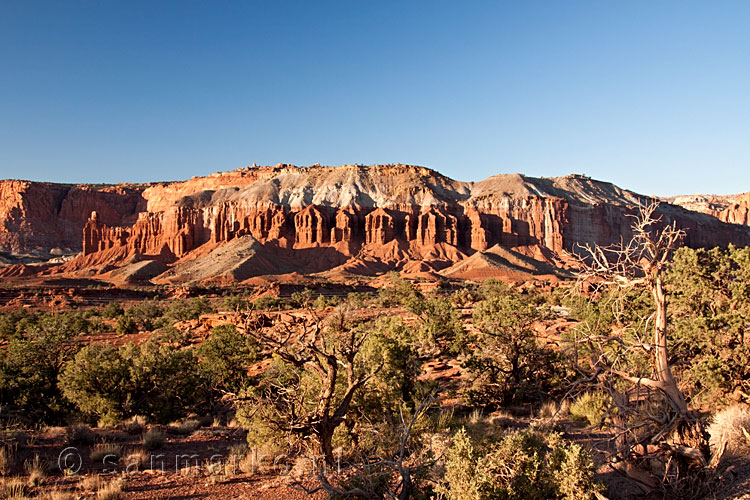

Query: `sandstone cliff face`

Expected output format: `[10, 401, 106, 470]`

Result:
[667, 193, 750, 228]
[3, 165, 750, 281]
[719, 193, 750, 226]
[0, 180, 145, 253]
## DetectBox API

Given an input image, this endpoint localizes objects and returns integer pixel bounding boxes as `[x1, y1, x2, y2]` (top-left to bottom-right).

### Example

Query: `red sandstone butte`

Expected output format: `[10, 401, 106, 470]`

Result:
[1, 164, 749, 282]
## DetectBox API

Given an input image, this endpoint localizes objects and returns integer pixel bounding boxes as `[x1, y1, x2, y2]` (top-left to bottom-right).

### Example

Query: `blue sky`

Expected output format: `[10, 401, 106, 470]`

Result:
[0, 1, 748, 196]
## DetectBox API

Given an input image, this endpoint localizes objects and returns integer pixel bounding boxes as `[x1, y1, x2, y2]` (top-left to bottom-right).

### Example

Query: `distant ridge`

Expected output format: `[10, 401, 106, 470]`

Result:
[1, 164, 748, 283]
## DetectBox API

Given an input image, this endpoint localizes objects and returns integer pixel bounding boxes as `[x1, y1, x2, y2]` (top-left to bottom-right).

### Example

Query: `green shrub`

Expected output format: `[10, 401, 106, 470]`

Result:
[198, 325, 258, 393]
[237, 404, 288, 459]
[0, 310, 36, 340]
[221, 295, 251, 312]
[119, 338, 204, 423]
[59, 345, 132, 425]
[102, 302, 125, 319]
[377, 273, 420, 307]
[160, 298, 215, 325]
[290, 289, 314, 307]
[115, 316, 138, 334]
[466, 283, 564, 407]
[438, 428, 482, 500]
[667, 246, 750, 406]
[345, 292, 368, 308]
[409, 295, 466, 353]
[60, 336, 204, 424]
[123, 301, 163, 331]
[569, 392, 609, 426]
[235, 357, 301, 458]
[358, 316, 423, 418]
[252, 295, 289, 311]
[437, 427, 602, 500]
[313, 294, 335, 309]
[0, 316, 81, 424]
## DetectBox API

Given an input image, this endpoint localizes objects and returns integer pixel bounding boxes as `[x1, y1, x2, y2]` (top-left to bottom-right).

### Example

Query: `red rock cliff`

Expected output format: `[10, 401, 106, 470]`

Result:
[719, 193, 750, 226]
[3, 165, 750, 280]
[0, 180, 146, 253]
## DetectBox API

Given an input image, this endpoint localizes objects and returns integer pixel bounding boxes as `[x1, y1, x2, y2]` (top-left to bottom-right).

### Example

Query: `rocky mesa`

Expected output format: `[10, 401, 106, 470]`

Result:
[1, 164, 749, 283]
[666, 192, 750, 227]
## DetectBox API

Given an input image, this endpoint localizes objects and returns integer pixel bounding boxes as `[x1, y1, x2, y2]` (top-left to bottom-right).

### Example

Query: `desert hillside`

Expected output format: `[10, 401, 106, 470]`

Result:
[1, 164, 749, 283]
[666, 192, 750, 226]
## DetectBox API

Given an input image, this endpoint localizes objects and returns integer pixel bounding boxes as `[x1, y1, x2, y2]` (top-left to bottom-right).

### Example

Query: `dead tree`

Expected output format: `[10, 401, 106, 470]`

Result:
[571, 202, 716, 497]
[239, 305, 381, 465]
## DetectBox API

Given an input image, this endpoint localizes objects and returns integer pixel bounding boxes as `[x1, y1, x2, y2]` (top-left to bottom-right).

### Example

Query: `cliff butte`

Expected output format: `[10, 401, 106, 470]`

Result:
[0, 163, 748, 285]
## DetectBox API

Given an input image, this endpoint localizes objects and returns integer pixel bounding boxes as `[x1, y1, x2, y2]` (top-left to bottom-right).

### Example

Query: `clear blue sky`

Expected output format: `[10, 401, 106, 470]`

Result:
[1, 1, 748, 196]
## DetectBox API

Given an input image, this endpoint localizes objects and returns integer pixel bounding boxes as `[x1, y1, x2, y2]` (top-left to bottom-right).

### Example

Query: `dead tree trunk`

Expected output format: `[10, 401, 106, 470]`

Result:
[572, 202, 714, 497]
[651, 274, 688, 414]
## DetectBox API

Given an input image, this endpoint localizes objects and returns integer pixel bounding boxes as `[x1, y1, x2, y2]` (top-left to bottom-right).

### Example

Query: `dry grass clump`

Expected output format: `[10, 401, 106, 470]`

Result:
[538, 400, 558, 419]
[1, 430, 28, 448]
[289, 456, 315, 480]
[457, 410, 506, 442]
[192, 428, 221, 439]
[23, 454, 47, 487]
[64, 424, 96, 445]
[44, 489, 75, 500]
[0, 445, 15, 476]
[123, 448, 150, 470]
[96, 478, 125, 500]
[168, 419, 201, 435]
[99, 430, 129, 442]
[228, 442, 248, 459]
[238, 452, 258, 474]
[141, 428, 165, 450]
[225, 443, 249, 475]
[537, 399, 570, 420]
[708, 404, 750, 458]
[90, 442, 123, 462]
[467, 408, 483, 425]
[79, 474, 102, 492]
[487, 410, 514, 426]
[41, 426, 66, 442]
[204, 458, 224, 477]
[1, 477, 28, 499]
[122, 415, 147, 434]
[433, 407, 456, 430]
[178, 464, 198, 477]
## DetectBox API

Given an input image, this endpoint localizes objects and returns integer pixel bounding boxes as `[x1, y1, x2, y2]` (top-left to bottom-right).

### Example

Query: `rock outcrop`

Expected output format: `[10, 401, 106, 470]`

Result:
[365, 208, 395, 245]
[719, 193, 750, 226]
[0, 180, 146, 254]
[2, 164, 750, 282]
[667, 193, 750, 227]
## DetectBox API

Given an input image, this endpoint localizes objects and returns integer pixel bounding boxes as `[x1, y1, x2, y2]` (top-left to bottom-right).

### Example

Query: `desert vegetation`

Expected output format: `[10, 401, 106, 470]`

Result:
[0, 214, 748, 498]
